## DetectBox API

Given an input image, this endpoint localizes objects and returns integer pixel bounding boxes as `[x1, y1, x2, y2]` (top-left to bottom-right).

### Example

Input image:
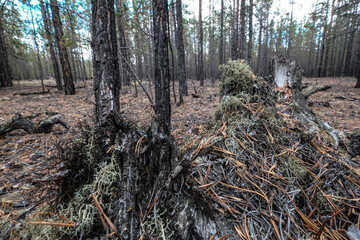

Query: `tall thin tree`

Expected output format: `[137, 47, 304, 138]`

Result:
[239, 0, 246, 59]
[175, 0, 188, 105]
[50, 0, 75, 95]
[116, 0, 131, 86]
[40, 1, 63, 90]
[153, 0, 171, 135]
[0, 4, 12, 87]
[248, 0, 253, 65]
[287, 0, 295, 58]
[198, 0, 204, 86]
[219, 0, 225, 66]
[92, 0, 120, 126]
[29, 2, 45, 93]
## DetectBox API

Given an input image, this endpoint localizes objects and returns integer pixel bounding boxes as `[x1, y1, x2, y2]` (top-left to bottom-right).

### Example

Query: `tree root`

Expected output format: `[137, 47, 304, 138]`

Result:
[0, 113, 68, 136]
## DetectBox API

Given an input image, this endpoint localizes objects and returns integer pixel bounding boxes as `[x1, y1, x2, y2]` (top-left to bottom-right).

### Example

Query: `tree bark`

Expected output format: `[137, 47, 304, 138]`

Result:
[50, 0, 75, 95]
[355, 31, 360, 88]
[153, 0, 171, 136]
[247, 0, 253, 66]
[219, 0, 224, 67]
[40, 1, 63, 90]
[322, 0, 335, 77]
[0, 13, 12, 88]
[343, 29, 355, 76]
[116, 0, 131, 86]
[132, 0, 143, 80]
[231, 0, 239, 60]
[198, 0, 204, 86]
[239, 0, 246, 59]
[257, 17, 263, 74]
[317, 0, 329, 77]
[30, 4, 45, 93]
[175, 0, 188, 105]
[92, 0, 120, 127]
[287, 0, 295, 59]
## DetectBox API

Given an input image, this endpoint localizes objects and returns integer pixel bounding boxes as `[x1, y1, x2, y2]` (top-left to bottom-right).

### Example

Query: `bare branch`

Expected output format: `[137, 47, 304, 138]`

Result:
[118, 51, 155, 108]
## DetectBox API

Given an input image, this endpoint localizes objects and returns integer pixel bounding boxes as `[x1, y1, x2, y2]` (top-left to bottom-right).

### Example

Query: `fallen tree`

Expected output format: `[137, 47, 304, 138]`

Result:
[0, 113, 68, 136]
[13, 89, 50, 96]
[14, 59, 360, 239]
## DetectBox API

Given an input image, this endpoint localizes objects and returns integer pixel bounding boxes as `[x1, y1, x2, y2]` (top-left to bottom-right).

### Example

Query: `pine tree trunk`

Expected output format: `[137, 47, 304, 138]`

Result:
[239, 0, 246, 59]
[355, 33, 360, 88]
[50, 0, 75, 95]
[30, 5, 45, 93]
[175, 0, 188, 104]
[64, 2, 79, 85]
[287, 1, 294, 58]
[199, 0, 204, 86]
[0, 15, 12, 88]
[317, 0, 329, 77]
[263, 23, 269, 76]
[219, 0, 224, 67]
[40, 1, 63, 90]
[257, 19, 263, 74]
[322, 0, 335, 77]
[92, 0, 120, 126]
[231, 0, 239, 60]
[132, 0, 143, 80]
[343, 29, 355, 76]
[116, 0, 131, 86]
[247, 0, 253, 66]
[153, 0, 171, 136]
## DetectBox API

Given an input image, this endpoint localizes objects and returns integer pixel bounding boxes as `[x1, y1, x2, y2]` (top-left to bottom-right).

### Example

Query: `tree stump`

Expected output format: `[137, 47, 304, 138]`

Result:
[270, 56, 347, 148]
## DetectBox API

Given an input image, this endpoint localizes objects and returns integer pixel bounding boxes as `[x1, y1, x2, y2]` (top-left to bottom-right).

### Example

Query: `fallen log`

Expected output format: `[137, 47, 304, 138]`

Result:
[13, 90, 50, 96]
[0, 113, 68, 136]
[335, 95, 360, 101]
[307, 100, 331, 107]
[302, 85, 331, 99]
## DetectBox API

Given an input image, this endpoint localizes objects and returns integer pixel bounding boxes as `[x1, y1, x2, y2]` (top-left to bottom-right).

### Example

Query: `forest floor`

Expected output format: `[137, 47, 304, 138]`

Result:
[0, 77, 359, 237]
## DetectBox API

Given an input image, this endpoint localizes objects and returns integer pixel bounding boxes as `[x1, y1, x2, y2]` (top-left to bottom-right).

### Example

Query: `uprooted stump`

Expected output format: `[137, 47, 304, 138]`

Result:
[17, 59, 360, 240]
[186, 58, 359, 239]
[0, 113, 68, 136]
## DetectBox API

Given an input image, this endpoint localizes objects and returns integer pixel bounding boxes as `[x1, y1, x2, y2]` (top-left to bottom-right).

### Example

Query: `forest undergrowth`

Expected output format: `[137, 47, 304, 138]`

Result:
[0, 75, 359, 239]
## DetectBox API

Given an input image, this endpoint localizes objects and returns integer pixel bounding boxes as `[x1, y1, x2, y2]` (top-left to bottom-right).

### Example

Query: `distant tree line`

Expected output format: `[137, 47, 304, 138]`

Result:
[0, 0, 359, 90]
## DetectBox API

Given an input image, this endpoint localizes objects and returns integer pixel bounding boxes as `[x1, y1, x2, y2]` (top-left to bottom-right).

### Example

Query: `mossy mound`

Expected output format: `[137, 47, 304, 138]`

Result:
[220, 60, 271, 99]
[188, 61, 360, 239]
